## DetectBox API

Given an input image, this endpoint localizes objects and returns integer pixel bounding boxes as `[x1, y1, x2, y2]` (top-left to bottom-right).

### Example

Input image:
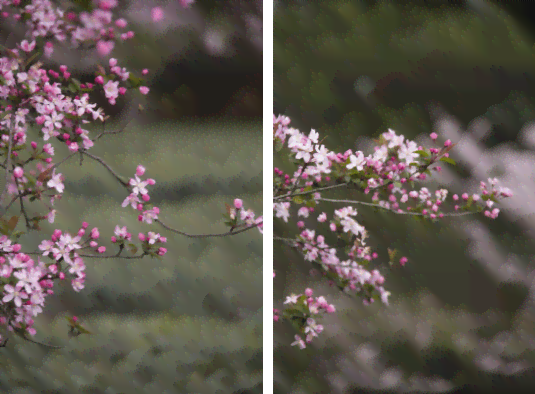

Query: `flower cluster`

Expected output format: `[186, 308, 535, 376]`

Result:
[122, 165, 159, 225]
[0, 0, 261, 348]
[0, 41, 147, 230]
[280, 288, 336, 349]
[13, 0, 136, 57]
[227, 198, 263, 235]
[273, 114, 513, 349]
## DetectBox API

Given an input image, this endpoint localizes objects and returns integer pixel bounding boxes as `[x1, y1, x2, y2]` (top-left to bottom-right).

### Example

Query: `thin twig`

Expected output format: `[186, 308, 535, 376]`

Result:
[317, 197, 475, 217]
[81, 151, 129, 187]
[82, 151, 261, 238]
[0, 121, 15, 208]
[274, 182, 349, 202]
[24, 251, 148, 259]
[155, 218, 262, 238]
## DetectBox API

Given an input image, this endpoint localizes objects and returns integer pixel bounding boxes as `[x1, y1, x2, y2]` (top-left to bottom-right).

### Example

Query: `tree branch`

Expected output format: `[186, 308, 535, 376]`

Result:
[82, 151, 261, 238]
[317, 197, 475, 217]
[274, 182, 349, 202]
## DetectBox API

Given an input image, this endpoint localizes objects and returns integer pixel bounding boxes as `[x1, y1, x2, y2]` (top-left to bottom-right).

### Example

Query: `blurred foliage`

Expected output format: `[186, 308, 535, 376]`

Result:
[274, 1, 535, 393]
[0, 119, 263, 393]
[0, 0, 262, 120]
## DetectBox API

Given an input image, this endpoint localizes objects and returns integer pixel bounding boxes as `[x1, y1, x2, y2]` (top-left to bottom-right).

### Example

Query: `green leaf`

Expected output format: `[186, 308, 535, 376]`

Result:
[439, 156, 456, 165]
[414, 150, 429, 157]
[7, 216, 18, 231]
[128, 74, 144, 89]
[274, 138, 284, 152]
[305, 200, 317, 208]
[127, 243, 138, 255]
[71, 0, 94, 11]
[293, 196, 304, 204]
[387, 248, 397, 262]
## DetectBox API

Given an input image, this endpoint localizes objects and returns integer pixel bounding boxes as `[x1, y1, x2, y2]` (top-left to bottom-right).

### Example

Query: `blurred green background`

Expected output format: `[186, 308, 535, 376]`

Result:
[274, 1, 535, 393]
[0, 1, 263, 393]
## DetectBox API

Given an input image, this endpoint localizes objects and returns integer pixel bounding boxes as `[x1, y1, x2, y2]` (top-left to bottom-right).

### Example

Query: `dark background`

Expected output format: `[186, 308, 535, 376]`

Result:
[274, 1, 535, 393]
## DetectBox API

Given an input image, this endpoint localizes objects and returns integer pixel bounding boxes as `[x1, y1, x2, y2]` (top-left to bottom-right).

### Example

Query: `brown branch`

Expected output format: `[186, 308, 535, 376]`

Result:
[155, 218, 262, 238]
[80, 151, 129, 187]
[82, 151, 261, 239]
[274, 182, 349, 201]
[0, 121, 15, 208]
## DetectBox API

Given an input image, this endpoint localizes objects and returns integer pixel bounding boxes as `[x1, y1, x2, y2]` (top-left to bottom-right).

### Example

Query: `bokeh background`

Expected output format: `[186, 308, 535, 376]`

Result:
[0, 1, 263, 393]
[274, 1, 535, 393]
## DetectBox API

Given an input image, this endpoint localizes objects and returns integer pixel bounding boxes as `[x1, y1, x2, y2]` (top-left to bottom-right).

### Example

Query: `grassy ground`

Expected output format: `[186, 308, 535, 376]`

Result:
[0, 119, 263, 393]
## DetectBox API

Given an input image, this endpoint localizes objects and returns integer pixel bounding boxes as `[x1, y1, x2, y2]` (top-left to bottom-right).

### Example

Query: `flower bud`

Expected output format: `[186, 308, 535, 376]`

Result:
[234, 199, 243, 209]
[157, 247, 167, 256]
[13, 167, 23, 178]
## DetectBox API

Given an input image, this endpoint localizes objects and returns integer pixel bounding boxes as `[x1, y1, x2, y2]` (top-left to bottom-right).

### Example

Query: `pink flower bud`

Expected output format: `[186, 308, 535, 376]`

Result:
[95, 75, 104, 84]
[91, 228, 100, 239]
[78, 229, 85, 237]
[139, 86, 149, 95]
[98, 246, 106, 253]
[89, 241, 98, 248]
[157, 247, 167, 256]
[234, 199, 243, 209]
[305, 288, 313, 297]
[72, 316, 78, 322]
[160, 237, 167, 243]
[109, 58, 117, 67]
[138, 233, 145, 241]
[151, 7, 164, 22]
[115, 18, 127, 28]
[59, 272, 65, 279]
[142, 69, 149, 75]
[111, 236, 117, 243]
[13, 167, 23, 178]
[96, 40, 114, 57]
[136, 165, 145, 176]
[119, 87, 126, 95]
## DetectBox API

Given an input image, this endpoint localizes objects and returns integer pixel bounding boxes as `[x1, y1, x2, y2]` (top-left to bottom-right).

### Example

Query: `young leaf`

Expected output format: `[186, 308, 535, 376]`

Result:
[7, 216, 18, 231]
[439, 156, 456, 165]
[37, 167, 54, 183]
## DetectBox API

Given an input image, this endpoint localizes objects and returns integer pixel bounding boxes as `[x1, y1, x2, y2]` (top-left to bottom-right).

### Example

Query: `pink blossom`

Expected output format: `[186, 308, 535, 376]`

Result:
[151, 7, 164, 22]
